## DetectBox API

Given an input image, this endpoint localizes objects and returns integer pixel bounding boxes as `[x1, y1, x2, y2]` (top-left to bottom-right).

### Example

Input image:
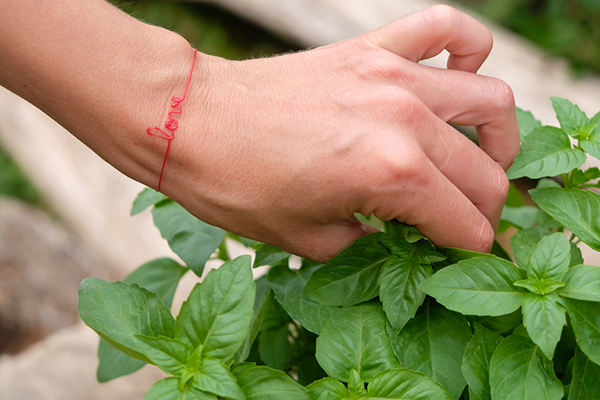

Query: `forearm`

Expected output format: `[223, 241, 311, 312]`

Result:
[0, 0, 199, 188]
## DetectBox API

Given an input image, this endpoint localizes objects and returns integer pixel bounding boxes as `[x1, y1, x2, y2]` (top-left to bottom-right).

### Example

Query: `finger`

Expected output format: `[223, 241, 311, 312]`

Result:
[407, 65, 520, 170]
[357, 147, 496, 253]
[363, 5, 493, 73]
[415, 110, 509, 231]
[285, 217, 379, 263]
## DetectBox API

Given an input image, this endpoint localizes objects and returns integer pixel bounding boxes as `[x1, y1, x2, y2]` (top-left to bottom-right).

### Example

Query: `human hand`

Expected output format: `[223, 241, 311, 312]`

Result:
[159, 5, 519, 262]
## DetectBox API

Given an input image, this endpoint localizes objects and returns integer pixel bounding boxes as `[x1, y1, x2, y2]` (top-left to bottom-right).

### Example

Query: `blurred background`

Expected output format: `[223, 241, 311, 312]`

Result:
[1, 0, 600, 398]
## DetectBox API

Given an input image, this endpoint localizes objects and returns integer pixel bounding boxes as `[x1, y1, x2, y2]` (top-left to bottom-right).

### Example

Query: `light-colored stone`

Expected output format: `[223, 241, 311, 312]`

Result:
[0, 323, 166, 400]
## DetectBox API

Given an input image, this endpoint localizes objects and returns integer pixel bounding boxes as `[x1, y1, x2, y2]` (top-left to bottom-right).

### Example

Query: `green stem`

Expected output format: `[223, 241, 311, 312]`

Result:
[561, 173, 571, 189]
[217, 239, 230, 262]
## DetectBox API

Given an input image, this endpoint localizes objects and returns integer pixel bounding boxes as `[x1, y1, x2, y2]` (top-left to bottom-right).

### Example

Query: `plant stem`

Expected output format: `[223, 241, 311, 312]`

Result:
[217, 239, 230, 261]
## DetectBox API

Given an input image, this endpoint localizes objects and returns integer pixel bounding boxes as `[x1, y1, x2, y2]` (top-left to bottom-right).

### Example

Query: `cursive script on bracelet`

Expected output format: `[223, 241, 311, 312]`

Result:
[147, 49, 198, 192]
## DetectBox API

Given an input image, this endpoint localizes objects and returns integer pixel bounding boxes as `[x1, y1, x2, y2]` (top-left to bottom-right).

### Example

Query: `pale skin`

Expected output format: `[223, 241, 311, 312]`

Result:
[0, 0, 519, 262]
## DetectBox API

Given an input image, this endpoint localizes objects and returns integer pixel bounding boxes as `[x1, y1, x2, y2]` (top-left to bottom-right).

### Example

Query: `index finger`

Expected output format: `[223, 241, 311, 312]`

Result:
[363, 5, 493, 73]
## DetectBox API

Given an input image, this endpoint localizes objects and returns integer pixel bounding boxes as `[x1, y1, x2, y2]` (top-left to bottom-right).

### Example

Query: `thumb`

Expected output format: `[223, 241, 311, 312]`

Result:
[363, 5, 493, 73]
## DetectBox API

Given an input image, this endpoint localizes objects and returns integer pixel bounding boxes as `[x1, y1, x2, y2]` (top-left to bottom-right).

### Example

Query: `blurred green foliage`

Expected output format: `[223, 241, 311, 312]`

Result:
[457, 0, 600, 75]
[110, 0, 299, 59]
[0, 145, 42, 205]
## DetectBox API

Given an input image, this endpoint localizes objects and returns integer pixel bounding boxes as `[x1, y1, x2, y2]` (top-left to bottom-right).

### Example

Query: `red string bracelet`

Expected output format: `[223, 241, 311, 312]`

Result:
[147, 49, 198, 192]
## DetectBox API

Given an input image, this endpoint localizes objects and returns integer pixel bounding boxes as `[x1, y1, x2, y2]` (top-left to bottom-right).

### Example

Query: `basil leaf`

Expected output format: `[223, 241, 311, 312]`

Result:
[471, 309, 523, 335]
[461, 323, 503, 400]
[530, 187, 600, 251]
[78, 278, 174, 363]
[134, 335, 191, 376]
[507, 126, 585, 180]
[233, 275, 274, 363]
[232, 363, 310, 400]
[124, 258, 188, 309]
[563, 298, 600, 365]
[367, 368, 453, 399]
[569, 345, 600, 400]
[145, 377, 214, 400]
[152, 200, 225, 277]
[131, 187, 167, 216]
[268, 263, 336, 334]
[516, 107, 542, 141]
[511, 227, 552, 270]
[526, 232, 571, 281]
[521, 292, 566, 360]
[418, 257, 526, 316]
[175, 256, 255, 360]
[379, 255, 432, 333]
[551, 97, 590, 138]
[253, 243, 290, 268]
[315, 302, 400, 382]
[559, 264, 600, 302]
[489, 333, 563, 400]
[96, 258, 187, 382]
[301, 233, 391, 307]
[500, 205, 539, 230]
[96, 339, 146, 383]
[390, 299, 471, 400]
[306, 378, 347, 400]
[190, 358, 244, 400]
[581, 131, 600, 161]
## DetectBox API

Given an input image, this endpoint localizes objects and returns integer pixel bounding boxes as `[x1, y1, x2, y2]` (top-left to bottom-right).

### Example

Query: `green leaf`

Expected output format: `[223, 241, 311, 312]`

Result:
[124, 258, 188, 309]
[348, 369, 366, 398]
[367, 368, 453, 399]
[521, 292, 566, 359]
[233, 275, 274, 363]
[530, 187, 600, 251]
[471, 309, 523, 335]
[191, 358, 244, 400]
[145, 377, 214, 400]
[390, 299, 471, 399]
[131, 187, 167, 216]
[581, 131, 600, 161]
[489, 333, 563, 400]
[253, 244, 290, 268]
[559, 264, 600, 302]
[258, 325, 291, 371]
[306, 378, 347, 400]
[551, 97, 589, 138]
[461, 323, 503, 400]
[379, 255, 432, 333]
[175, 256, 255, 360]
[563, 298, 600, 365]
[506, 126, 586, 180]
[96, 258, 187, 382]
[526, 232, 571, 281]
[315, 302, 400, 382]
[571, 167, 600, 186]
[568, 345, 600, 400]
[267, 263, 336, 334]
[516, 107, 542, 141]
[418, 257, 526, 316]
[513, 278, 565, 295]
[500, 205, 539, 230]
[96, 339, 146, 383]
[301, 233, 391, 307]
[133, 335, 190, 375]
[510, 227, 552, 270]
[152, 200, 225, 277]
[78, 279, 175, 363]
[232, 363, 310, 400]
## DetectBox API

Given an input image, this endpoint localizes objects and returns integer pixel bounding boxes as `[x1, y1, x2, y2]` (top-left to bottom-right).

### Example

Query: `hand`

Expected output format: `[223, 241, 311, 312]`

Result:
[163, 5, 519, 262]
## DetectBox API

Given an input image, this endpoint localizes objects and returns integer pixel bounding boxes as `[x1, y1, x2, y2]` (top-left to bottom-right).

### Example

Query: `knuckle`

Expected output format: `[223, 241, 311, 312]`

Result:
[486, 78, 516, 111]
[424, 4, 460, 33]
